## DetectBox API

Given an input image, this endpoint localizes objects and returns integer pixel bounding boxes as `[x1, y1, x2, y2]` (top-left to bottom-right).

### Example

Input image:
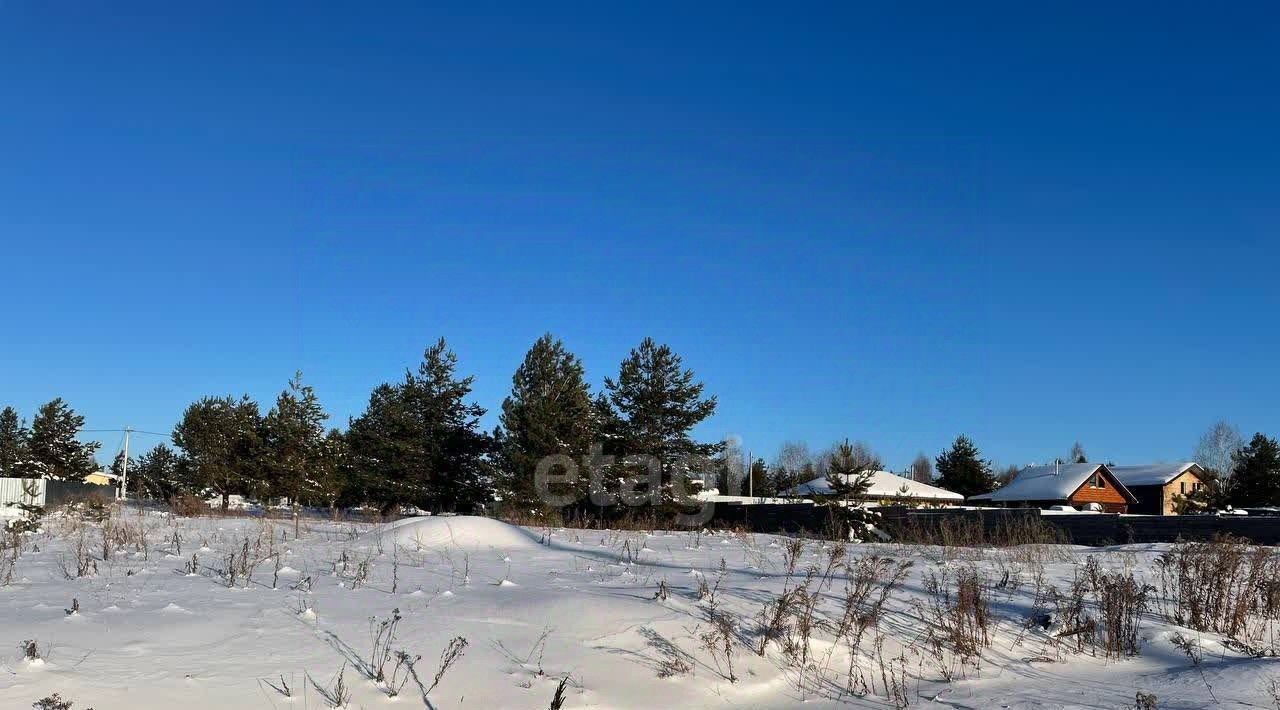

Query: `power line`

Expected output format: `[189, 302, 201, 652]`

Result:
[82, 427, 161, 502]
[83, 428, 168, 437]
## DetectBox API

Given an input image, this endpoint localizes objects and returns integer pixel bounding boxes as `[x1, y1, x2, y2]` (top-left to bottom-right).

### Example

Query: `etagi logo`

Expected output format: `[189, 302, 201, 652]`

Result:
[532, 442, 741, 527]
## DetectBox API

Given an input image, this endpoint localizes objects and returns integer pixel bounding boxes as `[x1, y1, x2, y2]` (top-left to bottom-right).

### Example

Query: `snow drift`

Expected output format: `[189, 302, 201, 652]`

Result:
[366, 515, 542, 551]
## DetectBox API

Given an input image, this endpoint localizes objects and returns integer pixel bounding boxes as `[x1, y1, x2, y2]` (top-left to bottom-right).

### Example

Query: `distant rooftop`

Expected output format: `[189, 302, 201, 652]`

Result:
[970, 462, 1135, 503]
[782, 471, 963, 501]
[1109, 462, 1201, 486]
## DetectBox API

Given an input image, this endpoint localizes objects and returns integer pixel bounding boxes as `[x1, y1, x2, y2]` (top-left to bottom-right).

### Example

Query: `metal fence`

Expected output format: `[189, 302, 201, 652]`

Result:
[0, 477, 45, 510]
[706, 503, 1280, 546]
[0, 477, 116, 511]
[878, 506, 1280, 546]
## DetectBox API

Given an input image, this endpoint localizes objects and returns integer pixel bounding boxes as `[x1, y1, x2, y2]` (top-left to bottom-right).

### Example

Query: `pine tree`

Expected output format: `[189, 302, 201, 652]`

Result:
[496, 335, 595, 512]
[172, 395, 263, 510]
[108, 450, 134, 492]
[346, 383, 406, 512]
[348, 338, 492, 515]
[1227, 433, 1280, 507]
[1069, 441, 1088, 464]
[131, 443, 184, 502]
[817, 440, 881, 541]
[262, 372, 329, 508]
[0, 406, 30, 476]
[934, 435, 995, 498]
[27, 398, 100, 481]
[604, 338, 721, 507]
[312, 428, 353, 516]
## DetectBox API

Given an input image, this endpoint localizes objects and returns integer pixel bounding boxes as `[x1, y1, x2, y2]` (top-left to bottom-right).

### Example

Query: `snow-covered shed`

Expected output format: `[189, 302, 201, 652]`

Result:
[781, 471, 963, 506]
[968, 463, 1136, 513]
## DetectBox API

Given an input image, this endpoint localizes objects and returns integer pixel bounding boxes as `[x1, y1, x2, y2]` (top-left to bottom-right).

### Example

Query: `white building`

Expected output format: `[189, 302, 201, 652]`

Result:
[780, 470, 963, 506]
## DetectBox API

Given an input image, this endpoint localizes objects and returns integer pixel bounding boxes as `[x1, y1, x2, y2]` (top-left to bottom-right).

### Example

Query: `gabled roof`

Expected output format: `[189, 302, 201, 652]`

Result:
[782, 471, 964, 501]
[1109, 463, 1202, 487]
[969, 463, 1137, 503]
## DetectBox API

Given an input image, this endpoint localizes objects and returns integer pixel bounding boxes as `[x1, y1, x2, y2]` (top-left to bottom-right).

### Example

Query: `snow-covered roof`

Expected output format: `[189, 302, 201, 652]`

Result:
[782, 471, 964, 501]
[1109, 463, 1201, 487]
[970, 463, 1135, 503]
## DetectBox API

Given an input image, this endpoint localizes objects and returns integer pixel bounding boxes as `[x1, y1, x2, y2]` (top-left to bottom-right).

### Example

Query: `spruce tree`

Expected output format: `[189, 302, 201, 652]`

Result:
[131, 443, 183, 502]
[749, 458, 772, 496]
[604, 338, 721, 507]
[0, 406, 30, 476]
[934, 434, 995, 498]
[348, 338, 492, 515]
[817, 439, 881, 541]
[262, 372, 328, 508]
[27, 398, 100, 481]
[172, 395, 263, 510]
[496, 334, 595, 512]
[1227, 433, 1280, 507]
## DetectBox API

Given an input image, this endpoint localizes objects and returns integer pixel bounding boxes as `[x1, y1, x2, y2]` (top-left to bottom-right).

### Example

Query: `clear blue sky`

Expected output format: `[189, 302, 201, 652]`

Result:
[2, 2, 1276, 471]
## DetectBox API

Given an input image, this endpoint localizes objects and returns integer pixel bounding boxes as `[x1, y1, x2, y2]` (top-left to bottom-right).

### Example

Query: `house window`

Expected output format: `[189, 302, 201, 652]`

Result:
[1181, 481, 1187, 494]
[1094, 474, 1106, 489]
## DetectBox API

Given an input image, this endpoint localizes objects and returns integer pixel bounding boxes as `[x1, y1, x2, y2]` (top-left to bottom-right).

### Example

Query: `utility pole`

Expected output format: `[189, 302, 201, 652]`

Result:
[120, 426, 131, 502]
[747, 449, 753, 499]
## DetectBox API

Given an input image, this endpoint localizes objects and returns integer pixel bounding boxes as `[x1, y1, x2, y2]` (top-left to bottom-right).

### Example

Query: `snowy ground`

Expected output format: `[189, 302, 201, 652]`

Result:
[2, 508, 1279, 709]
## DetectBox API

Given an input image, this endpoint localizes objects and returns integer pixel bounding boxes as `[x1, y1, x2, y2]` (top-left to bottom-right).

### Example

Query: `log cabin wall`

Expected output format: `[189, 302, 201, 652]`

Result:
[1068, 469, 1130, 513]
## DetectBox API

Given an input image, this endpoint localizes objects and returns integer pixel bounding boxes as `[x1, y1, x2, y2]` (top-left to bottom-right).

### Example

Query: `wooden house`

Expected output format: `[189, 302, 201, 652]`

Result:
[1109, 463, 1206, 515]
[968, 463, 1136, 513]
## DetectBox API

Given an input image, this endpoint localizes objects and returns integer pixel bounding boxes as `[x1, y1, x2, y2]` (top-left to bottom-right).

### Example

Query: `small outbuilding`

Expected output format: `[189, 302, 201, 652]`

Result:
[84, 470, 120, 488]
[781, 470, 964, 507]
[1109, 463, 1206, 515]
[968, 463, 1137, 513]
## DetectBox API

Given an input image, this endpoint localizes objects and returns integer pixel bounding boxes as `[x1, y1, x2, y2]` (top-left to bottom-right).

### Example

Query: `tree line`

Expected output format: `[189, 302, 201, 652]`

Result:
[727, 434, 1000, 500]
[3, 340, 1279, 514]
[0, 336, 721, 517]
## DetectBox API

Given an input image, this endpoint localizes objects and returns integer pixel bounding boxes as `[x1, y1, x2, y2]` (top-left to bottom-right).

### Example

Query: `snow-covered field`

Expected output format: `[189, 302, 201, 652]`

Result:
[3, 508, 1279, 709]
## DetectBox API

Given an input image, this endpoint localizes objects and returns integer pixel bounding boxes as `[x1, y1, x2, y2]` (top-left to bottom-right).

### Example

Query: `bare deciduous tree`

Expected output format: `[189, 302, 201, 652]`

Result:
[910, 453, 933, 483]
[1194, 420, 1244, 479]
[996, 464, 1021, 486]
[714, 436, 745, 495]
[770, 440, 814, 493]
